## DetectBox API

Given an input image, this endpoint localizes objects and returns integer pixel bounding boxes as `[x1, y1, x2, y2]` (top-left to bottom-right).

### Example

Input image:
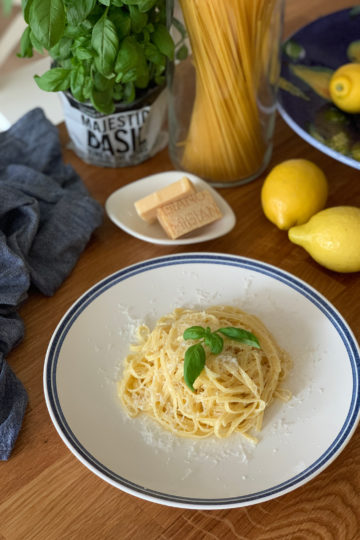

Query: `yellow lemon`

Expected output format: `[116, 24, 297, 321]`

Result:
[329, 63, 360, 113]
[261, 159, 328, 230]
[288, 206, 360, 273]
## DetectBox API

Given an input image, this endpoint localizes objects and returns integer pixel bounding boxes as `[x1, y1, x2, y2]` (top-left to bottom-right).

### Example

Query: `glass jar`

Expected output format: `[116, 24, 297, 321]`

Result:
[167, 0, 285, 187]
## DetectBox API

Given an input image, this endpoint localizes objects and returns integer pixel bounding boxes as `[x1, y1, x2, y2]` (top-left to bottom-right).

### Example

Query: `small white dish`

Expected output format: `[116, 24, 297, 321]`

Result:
[105, 171, 236, 245]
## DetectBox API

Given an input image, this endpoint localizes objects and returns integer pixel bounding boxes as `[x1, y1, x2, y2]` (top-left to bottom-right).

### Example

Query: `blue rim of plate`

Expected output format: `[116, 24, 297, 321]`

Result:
[277, 102, 360, 171]
[278, 7, 360, 170]
[44, 253, 360, 508]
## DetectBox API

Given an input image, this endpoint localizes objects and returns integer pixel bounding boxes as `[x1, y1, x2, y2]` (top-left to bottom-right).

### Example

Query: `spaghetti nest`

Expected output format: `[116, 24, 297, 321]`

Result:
[118, 306, 291, 442]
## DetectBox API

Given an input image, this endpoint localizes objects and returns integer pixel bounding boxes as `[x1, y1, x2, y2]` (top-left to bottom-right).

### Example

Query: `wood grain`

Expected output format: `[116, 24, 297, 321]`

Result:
[1, 1, 360, 539]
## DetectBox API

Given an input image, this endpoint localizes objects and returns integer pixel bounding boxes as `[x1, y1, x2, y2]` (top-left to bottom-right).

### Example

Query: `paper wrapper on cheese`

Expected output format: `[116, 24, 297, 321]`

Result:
[156, 190, 223, 239]
[134, 176, 195, 224]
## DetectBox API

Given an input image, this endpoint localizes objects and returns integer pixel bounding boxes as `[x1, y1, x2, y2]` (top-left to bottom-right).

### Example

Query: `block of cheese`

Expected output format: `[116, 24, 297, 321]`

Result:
[134, 176, 196, 224]
[156, 190, 222, 239]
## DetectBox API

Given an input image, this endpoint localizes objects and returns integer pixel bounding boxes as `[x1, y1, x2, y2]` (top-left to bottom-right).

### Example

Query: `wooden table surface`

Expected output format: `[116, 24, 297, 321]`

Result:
[1, 1, 360, 539]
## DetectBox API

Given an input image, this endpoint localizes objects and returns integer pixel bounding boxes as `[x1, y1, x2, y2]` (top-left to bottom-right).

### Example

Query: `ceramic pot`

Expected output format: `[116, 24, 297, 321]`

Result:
[60, 85, 168, 168]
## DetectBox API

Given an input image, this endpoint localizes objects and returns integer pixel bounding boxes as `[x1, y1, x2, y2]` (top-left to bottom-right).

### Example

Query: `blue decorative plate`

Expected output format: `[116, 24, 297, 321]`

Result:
[278, 7, 360, 169]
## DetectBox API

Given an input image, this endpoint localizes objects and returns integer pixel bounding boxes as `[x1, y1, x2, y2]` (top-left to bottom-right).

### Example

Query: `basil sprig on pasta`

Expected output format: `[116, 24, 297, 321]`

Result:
[183, 326, 260, 392]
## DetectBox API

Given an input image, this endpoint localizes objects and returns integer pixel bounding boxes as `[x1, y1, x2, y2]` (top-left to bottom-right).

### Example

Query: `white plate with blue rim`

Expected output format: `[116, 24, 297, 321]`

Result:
[105, 171, 236, 245]
[44, 253, 360, 509]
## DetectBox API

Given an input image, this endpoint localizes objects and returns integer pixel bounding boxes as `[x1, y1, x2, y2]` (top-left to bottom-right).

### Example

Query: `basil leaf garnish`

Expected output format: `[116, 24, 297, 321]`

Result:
[218, 327, 261, 349]
[204, 332, 223, 354]
[184, 344, 206, 392]
[183, 324, 261, 391]
[183, 326, 206, 340]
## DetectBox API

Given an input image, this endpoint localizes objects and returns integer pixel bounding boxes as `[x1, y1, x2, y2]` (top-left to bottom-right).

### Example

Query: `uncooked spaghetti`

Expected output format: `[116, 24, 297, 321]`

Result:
[179, 0, 281, 183]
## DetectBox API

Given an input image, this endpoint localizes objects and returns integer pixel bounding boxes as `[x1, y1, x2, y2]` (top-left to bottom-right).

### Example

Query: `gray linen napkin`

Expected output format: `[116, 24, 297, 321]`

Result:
[0, 108, 103, 460]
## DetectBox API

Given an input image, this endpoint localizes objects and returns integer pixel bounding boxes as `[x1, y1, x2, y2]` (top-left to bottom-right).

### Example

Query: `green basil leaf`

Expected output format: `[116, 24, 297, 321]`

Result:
[183, 326, 206, 340]
[138, 0, 158, 12]
[123, 81, 135, 102]
[151, 23, 174, 60]
[141, 27, 150, 42]
[113, 83, 123, 101]
[135, 69, 149, 88]
[204, 332, 223, 355]
[70, 64, 85, 101]
[182, 323, 261, 391]
[34, 67, 71, 91]
[90, 84, 115, 114]
[29, 0, 66, 49]
[93, 71, 112, 91]
[108, 10, 131, 39]
[21, 0, 33, 23]
[98, 0, 110, 5]
[80, 19, 93, 31]
[184, 343, 206, 392]
[72, 35, 87, 47]
[49, 36, 72, 60]
[74, 46, 93, 61]
[176, 44, 188, 61]
[17, 27, 34, 58]
[91, 12, 119, 76]
[151, 1, 166, 24]
[129, 5, 148, 33]
[29, 30, 44, 53]
[217, 327, 261, 349]
[63, 25, 83, 38]
[83, 76, 92, 99]
[121, 0, 142, 5]
[59, 58, 72, 68]
[122, 68, 137, 84]
[154, 72, 165, 86]
[115, 36, 149, 88]
[144, 42, 163, 65]
[66, 0, 95, 26]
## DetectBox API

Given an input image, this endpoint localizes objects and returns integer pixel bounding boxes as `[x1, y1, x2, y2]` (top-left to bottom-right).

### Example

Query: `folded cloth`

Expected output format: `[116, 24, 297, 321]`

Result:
[0, 108, 103, 460]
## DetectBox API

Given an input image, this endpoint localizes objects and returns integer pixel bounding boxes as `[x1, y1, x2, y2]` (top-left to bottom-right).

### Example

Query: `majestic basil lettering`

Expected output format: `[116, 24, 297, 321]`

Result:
[82, 110, 149, 154]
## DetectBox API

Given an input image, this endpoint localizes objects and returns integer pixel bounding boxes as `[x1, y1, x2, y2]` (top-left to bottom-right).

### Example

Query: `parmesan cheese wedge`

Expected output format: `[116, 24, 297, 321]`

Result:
[156, 190, 222, 239]
[134, 176, 196, 224]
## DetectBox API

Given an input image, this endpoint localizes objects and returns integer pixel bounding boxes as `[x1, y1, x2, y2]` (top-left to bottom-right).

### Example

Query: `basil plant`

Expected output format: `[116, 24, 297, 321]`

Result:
[18, 0, 185, 114]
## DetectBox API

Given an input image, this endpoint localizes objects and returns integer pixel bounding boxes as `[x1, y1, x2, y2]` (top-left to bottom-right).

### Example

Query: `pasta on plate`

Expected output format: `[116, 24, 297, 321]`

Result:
[118, 306, 291, 442]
